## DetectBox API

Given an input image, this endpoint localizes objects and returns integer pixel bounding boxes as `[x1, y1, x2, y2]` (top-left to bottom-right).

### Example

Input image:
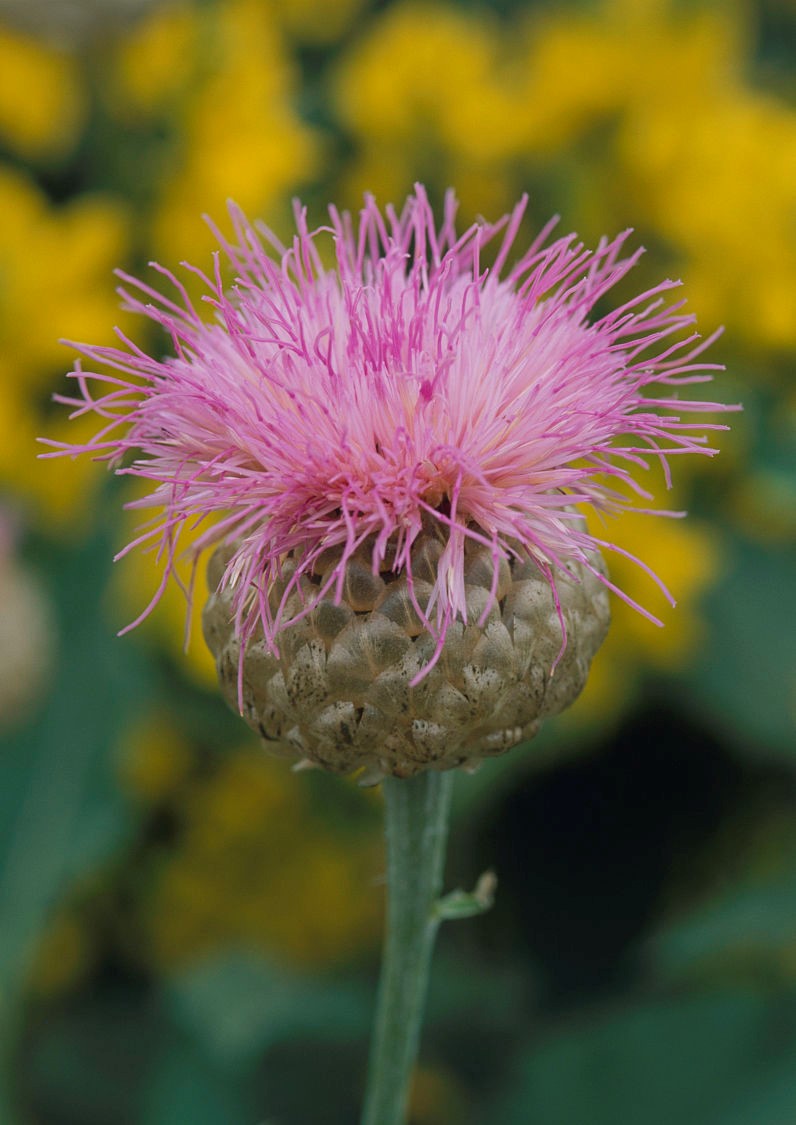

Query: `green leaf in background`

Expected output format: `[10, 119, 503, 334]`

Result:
[718, 1055, 796, 1125]
[0, 523, 152, 1003]
[141, 1037, 255, 1125]
[25, 983, 256, 1125]
[166, 951, 371, 1067]
[650, 868, 796, 982]
[22, 986, 162, 1125]
[687, 533, 796, 759]
[495, 987, 796, 1125]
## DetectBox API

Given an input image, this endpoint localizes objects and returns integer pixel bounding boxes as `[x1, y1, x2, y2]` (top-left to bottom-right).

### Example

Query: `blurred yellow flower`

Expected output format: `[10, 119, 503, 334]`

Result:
[620, 90, 796, 352]
[29, 910, 94, 998]
[0, 166, 129, 525]
[108, 493, 218, 687]
[119, 712, 195, 803]
[573, 506, 722, 722]
[276, 0, 367, 44]
[0, 168, 127, 380]
[409, 1065, 469, 1125]
[337, 3, 513, 154]
[107, 2, 198, 118]
[333, 0, 795, 359]
[108, 0, 319, 267]
[333, 2, 522, 215]
[140, 748, 381, 969]
[0, 23, 85, 159]
[517, 0, 796, 353]
[515, 0, 740, 155]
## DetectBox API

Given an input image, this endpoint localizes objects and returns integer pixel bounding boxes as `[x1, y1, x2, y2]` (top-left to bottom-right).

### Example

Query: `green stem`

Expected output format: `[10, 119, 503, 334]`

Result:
[361, 769, 455, 1125]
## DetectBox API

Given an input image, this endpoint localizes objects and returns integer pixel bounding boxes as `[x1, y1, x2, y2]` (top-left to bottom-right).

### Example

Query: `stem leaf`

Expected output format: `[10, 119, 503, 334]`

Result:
[434, 870, 497, 922]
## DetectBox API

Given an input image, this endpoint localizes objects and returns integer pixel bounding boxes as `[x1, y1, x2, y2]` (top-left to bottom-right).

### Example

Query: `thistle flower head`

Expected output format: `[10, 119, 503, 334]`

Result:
[45, 186, 734, 772]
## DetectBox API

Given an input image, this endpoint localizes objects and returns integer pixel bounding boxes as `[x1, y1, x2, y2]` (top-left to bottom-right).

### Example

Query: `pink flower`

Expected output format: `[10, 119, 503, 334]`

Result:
[44, 186, 735, 678]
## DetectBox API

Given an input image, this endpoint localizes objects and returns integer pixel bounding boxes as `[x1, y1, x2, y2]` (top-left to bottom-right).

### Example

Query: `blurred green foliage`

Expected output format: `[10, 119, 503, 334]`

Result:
[0, 0, 794, 1121]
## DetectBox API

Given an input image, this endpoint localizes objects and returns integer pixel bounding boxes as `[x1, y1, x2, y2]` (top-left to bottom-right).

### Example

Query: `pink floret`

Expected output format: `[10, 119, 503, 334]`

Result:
[42, 185, 736, 676]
